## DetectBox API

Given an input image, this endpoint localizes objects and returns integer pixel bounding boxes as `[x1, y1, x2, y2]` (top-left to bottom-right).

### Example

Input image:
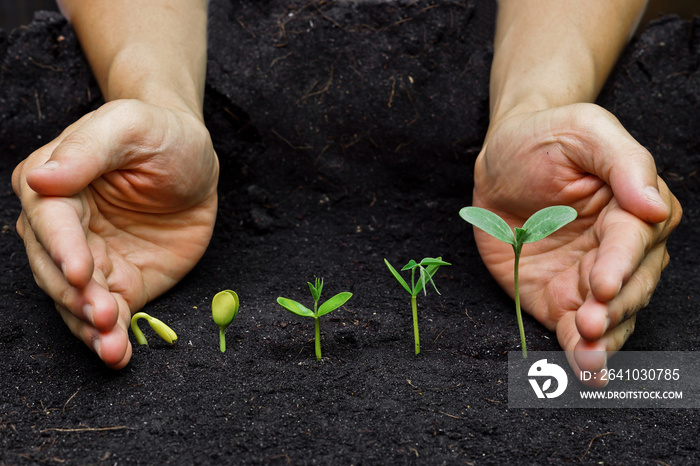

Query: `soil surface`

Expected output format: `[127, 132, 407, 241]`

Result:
[1, 1, 699, 464]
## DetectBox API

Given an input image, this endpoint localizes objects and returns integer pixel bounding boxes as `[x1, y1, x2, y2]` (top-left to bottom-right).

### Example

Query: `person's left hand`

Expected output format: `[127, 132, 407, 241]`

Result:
[471, 103, 682, 385]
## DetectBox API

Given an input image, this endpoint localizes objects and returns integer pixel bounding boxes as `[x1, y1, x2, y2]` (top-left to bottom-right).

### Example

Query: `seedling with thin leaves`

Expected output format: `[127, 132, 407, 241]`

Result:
[459, 205, 577, 358]
[384, 257, 451, 355]
[212, 290, 240, 352]
[130, 312, 178, 346]
[277, 278, 352, 361]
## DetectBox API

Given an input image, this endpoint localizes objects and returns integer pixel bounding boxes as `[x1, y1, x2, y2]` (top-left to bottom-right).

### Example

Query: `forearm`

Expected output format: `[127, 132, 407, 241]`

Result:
[58, 0, 208, 120]
[489, 0, 647, 127]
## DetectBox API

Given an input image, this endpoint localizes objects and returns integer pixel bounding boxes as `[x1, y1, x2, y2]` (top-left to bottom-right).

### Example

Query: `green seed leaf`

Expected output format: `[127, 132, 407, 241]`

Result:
[130, 312, 177, 346]
[520, 206, 578, 244]
[459, 207, 515, 245]
[212, 290, 240, 328]
[317, 292, 353, 317]
[277, 297, 315, 317]
[385, 259, 412, 295]
[147, 316, 178, 344]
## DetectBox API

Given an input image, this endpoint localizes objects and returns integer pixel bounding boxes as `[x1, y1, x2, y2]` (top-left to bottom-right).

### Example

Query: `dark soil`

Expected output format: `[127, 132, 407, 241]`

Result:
[1, 1, 699, 464]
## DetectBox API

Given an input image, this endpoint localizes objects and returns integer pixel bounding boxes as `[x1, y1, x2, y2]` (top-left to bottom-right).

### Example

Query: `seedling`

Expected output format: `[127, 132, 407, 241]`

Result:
[212, 290, 240, 352]
[277, 278, 352, 361]
[459, 205, 577, 358]
[384, 257, 451, 355]
[130, 312, 178, 346]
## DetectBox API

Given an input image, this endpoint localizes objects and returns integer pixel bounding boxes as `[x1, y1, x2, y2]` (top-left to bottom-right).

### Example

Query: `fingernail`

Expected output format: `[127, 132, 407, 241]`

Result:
[92, 336, 102, 358]
[83, 303, 95, 325]
[644, 186, 664, 205]
[38, 161, 60, 171]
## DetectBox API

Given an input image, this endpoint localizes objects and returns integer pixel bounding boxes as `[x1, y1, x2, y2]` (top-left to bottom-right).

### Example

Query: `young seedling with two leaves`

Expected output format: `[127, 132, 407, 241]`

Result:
[384, 257, 451, 355]
[130, 312, 178, 346]
[459, 205, 577, 358]
[212, 290, 240, 352]
[277, 279, 352, 361]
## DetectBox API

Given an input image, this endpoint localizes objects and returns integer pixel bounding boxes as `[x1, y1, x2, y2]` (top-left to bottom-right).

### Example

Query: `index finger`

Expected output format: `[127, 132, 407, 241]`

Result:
[22, 189, 94, 289]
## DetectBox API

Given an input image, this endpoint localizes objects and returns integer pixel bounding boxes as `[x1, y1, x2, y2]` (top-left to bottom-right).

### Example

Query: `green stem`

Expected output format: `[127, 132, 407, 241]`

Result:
[219, 327, 226, 353]
[514, 249, 527, 359]
[130, 314, 148, 346]
[314, 317, 322, 361]
[411, 294, 420, 355]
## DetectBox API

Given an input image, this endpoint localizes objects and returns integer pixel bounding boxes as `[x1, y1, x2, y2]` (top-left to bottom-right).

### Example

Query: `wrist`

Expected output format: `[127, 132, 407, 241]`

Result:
[104, 44, 205, 121]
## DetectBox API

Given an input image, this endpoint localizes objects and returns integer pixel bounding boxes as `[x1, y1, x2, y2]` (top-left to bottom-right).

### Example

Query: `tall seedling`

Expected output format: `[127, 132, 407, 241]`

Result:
[384, 257, 450, 355]
[459, 206, 577, 358]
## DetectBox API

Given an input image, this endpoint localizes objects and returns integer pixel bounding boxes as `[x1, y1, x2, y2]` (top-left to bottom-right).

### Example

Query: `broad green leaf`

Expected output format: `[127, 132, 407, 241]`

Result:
[147, 316, 178, 344]
[212, 290, 240, 328]
[401, 259, 419, 271]
[317, 292, 353, 317]
[276, 297, 315, 317]
[459, 207, 515, 245]
[520, 206, 577, 244]
[385, 259, 412, 295]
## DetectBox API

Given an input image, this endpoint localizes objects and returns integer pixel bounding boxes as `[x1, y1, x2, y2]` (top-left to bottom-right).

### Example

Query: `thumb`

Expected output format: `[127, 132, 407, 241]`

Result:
[607, 153, 669, 224]
[568, 105, 669, 224]
[26, 101, 150, 196]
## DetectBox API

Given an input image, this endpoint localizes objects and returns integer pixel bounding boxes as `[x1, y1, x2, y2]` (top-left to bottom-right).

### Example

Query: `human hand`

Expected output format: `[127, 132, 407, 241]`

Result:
[472, 103, 681, 384]
[12, 99, 219, 369]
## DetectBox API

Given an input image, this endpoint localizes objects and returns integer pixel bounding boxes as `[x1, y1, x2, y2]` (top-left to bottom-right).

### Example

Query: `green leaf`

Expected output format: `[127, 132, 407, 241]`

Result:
[277, 297, 315, 317]
[412, 265, 439, 296]
[520, 206, 577, 244]
[459, 207, 515, 245]
[317, 292, 353, 317]
[212, 290, 240, 328]
[401, 259, 419, 271]
[385, 259, 411, 295]
[411, 257, 449, 296]
[308, 278, 323, 303]
[419, 257, 451, 267]
[417, 266, 430, 296]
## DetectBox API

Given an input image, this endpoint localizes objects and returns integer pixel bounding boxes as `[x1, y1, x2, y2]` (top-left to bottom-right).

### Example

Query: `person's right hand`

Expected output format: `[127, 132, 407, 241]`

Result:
[12, 99, 219, 369]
